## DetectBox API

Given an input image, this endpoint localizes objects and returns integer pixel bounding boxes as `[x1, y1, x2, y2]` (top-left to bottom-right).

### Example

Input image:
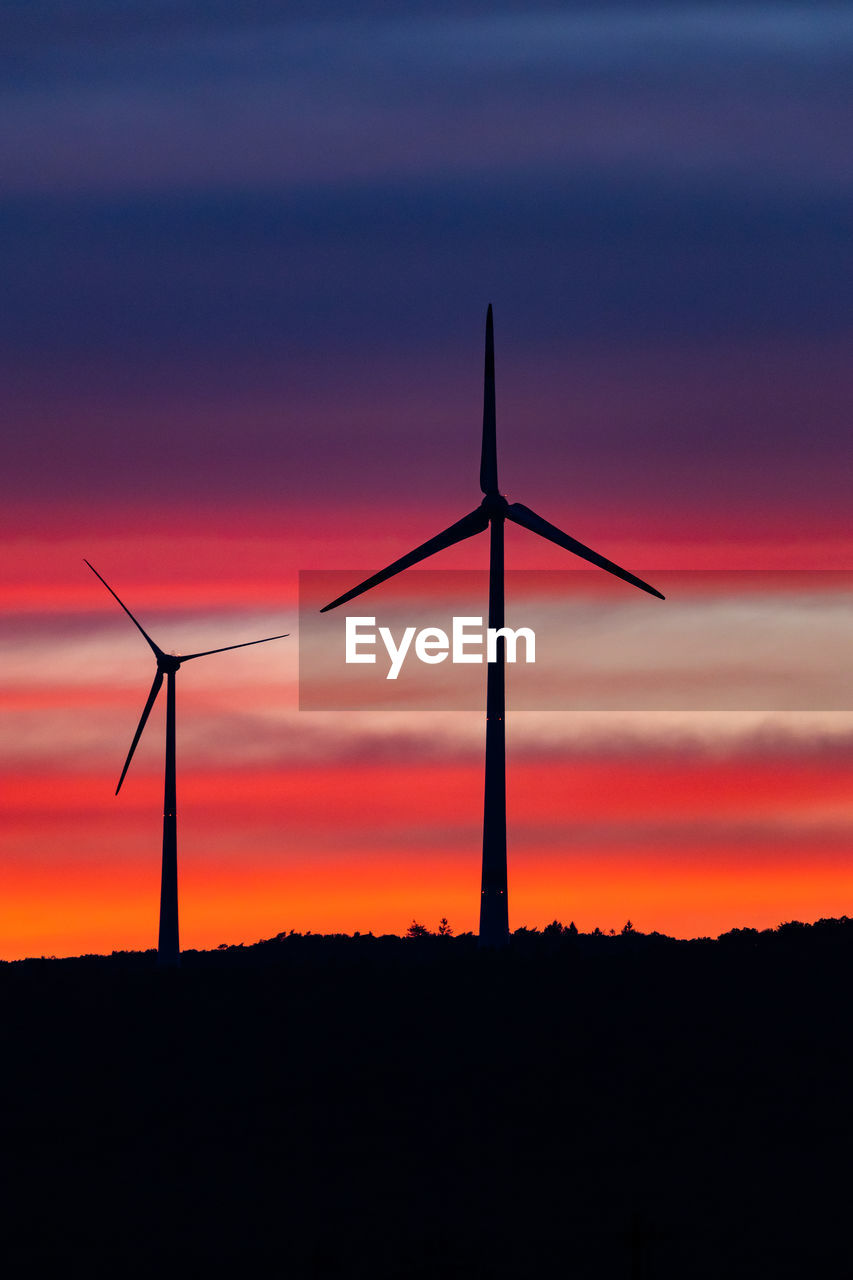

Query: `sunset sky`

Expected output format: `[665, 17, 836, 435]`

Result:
[3, 2, 853, 959]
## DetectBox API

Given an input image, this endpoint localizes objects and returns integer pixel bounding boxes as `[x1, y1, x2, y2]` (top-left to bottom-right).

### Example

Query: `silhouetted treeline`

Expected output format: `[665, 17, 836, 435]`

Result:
[3, 916, 852, 1277]
[7, 911, 853, 971]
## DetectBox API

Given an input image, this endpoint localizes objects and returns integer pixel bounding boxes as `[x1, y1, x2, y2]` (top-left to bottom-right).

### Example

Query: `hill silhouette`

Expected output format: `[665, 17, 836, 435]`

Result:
[3, 918, 851, 1276]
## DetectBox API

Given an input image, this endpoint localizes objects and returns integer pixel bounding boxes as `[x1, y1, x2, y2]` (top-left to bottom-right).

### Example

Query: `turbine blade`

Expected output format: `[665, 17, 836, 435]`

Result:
[506, 502, 665, 599]
[321, 506, 490, 612]
[116, 670, 163, 795]
[85, 560, 161, 657]
[179, 633, 290, 662]
[480, 304, 498, 494]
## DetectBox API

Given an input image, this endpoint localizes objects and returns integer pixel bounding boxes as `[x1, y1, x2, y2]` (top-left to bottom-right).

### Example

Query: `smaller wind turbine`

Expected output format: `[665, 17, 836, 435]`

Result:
[86, 560, 288, 967]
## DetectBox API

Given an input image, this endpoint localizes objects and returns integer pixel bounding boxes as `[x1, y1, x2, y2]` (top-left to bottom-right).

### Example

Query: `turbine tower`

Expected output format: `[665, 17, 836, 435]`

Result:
[86, 561, 288, 966]
[321, 307, 664, 947]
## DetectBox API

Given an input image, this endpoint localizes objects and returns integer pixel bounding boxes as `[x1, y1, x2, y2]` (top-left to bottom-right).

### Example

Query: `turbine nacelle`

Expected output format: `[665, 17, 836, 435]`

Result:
[480, 492, 509, 519]
[156, 652, 182, 674]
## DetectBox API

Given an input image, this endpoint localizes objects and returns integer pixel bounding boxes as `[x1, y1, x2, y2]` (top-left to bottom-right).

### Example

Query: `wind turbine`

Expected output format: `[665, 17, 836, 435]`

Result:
[321, 306, 664, 947]
[85, 560, 288, 966]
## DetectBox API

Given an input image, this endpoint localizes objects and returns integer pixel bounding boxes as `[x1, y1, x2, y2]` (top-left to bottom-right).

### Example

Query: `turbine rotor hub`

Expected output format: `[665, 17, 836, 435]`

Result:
[157, 654, 182, 674]
[481, 491, 508, 518]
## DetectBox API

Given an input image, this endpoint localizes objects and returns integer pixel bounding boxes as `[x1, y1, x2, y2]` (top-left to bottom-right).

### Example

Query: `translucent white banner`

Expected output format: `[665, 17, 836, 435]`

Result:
[299, 571, 853, 711]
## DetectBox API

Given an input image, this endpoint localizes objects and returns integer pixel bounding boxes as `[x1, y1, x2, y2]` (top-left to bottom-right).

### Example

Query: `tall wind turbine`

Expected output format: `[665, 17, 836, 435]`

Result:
[321, 306, 664, 947]
[86, 561, 288, 966]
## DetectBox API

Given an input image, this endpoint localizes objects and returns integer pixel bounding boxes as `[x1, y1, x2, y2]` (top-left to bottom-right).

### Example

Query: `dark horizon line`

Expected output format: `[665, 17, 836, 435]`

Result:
[5, 912, 850, 965]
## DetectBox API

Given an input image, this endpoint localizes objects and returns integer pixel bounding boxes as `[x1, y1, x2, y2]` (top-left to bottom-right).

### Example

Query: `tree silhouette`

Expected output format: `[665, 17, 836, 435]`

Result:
[406, 920, 431, 938]
[438, 918, 453, 936]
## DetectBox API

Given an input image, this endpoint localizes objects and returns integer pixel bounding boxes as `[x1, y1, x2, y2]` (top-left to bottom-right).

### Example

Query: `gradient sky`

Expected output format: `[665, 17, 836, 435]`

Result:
[3, 1, 853, 958]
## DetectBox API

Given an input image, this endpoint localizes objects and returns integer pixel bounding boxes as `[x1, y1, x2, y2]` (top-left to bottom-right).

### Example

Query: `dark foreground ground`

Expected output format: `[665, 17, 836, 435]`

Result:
[2, 919, 851, 1277]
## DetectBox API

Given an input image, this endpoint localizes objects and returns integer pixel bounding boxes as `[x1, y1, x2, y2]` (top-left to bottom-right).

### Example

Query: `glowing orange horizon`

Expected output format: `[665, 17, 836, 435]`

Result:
[4, 755, 853, 960]
[5, 842, 851, 962]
